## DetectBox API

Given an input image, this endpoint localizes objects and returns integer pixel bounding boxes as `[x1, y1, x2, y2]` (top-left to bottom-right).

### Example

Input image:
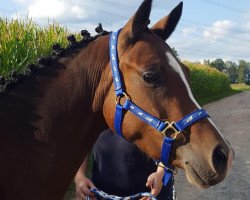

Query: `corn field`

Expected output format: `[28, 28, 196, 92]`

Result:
[0, 17, 71, 77]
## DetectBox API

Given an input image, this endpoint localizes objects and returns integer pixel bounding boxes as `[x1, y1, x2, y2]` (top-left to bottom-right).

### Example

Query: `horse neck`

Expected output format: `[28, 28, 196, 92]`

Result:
[35, 35, 112, 168]
[39, 36, 111, 197]
[0, 35, 111, 199]
[36, 35, 111, 143]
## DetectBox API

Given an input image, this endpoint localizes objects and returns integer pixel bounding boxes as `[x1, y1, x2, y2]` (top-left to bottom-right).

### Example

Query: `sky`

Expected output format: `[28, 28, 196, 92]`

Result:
[1, 0, 250, 63]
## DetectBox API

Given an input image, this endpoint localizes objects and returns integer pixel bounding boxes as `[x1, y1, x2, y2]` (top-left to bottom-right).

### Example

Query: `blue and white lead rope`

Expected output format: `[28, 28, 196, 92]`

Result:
[86, 188, 157, 200]
[86, 187, 177, 200]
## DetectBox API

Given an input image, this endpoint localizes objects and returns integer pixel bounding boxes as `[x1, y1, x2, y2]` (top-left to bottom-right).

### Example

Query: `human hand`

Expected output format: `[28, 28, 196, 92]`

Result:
[145, 167, 164, 197]
[75, 175, 96, 200]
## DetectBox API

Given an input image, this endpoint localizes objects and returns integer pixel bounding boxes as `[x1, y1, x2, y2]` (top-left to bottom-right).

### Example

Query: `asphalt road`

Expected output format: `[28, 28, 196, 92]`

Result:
[175, 91, 250, 200]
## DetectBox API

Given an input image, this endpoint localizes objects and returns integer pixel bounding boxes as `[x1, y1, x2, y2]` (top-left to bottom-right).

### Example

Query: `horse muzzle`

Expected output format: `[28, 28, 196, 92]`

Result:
[183, 144, 234, 188]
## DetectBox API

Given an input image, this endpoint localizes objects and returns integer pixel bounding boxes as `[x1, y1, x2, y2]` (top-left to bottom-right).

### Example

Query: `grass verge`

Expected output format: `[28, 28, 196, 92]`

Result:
[231, 83, 250, 91]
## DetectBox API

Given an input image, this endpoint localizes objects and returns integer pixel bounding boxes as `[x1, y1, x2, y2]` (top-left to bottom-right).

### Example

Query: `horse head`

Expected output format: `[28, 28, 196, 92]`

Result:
[103, 0, 234, 188]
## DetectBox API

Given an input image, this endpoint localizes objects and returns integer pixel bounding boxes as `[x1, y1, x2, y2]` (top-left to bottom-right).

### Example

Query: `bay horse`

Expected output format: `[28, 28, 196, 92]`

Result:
[0, 0, 233, 199]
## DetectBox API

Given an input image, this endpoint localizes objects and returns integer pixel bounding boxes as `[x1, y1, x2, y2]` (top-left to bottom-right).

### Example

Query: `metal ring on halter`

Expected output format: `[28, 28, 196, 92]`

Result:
[157, 162, 178, 175]
[115, 92, 130, 105]
[172, 167, 178, 175]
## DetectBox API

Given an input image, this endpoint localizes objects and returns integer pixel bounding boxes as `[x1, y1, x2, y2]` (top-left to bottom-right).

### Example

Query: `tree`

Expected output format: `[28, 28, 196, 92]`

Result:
[245, 68, 250, 85]
[238, 60, 248, 83]
[171, 47, 179, 58]
[225, 61, 238, 83]
[203, 59, 211, 66]
[210, 59, 226, 72]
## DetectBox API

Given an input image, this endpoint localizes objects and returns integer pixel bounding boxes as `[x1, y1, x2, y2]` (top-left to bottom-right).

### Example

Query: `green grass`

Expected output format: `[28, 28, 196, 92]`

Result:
[199, 89, 239, 106]
[231, 83, 250, 91]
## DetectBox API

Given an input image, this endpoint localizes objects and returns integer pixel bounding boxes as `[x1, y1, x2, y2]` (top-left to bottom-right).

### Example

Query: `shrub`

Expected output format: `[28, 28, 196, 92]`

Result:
[183, 61, 232, 105]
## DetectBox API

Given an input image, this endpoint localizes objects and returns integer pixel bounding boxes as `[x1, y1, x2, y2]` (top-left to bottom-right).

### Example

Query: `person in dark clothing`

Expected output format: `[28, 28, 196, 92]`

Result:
[74, 129, 175, 200]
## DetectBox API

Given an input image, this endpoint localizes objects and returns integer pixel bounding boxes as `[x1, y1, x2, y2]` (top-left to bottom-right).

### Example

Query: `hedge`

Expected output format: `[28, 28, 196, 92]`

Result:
[183, 61, 233, 105]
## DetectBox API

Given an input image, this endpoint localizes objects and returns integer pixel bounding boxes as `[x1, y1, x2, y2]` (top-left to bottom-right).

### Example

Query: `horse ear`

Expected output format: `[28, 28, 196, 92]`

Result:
[151, 2, 183, 41]
[119, 0, 152, 48]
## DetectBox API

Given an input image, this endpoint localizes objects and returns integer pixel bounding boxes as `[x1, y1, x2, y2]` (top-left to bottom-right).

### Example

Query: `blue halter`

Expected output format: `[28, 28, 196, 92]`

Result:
[109, 29, 209, 185]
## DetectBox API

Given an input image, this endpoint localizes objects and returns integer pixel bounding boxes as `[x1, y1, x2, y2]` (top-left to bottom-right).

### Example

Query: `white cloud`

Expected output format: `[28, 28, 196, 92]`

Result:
[12, 0, 182, 28]
[28, 0, 65, 18]
[243, 10, 250, 21]
[182, 27, 197, 36]
[11, 0, 136, 31]
[203, 20, 236, 43]
[14, 0, 30, 3]
[245, 21, 250, 30]
[71, 6, 87, 20]
[28, 0, 98, 23]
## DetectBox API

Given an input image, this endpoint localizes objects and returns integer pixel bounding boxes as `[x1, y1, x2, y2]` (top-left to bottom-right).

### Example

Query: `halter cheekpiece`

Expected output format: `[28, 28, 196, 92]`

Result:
[109, 29, 210, 185]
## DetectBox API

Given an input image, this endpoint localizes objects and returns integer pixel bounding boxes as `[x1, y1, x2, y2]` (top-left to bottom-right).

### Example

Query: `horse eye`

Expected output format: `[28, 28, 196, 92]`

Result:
[142, 71, 159, 84]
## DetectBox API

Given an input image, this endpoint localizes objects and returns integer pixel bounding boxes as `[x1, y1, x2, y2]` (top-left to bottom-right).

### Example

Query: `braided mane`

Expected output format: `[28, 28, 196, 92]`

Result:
[0, 23, 109, 95]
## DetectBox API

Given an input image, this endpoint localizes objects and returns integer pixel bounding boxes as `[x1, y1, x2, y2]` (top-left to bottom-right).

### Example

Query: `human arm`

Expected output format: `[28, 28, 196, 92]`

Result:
[74, 155, 96, 200]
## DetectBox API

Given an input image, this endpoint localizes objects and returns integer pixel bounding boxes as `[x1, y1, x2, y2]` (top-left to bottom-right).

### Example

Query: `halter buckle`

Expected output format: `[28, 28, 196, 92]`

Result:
[161, 122, 186, 142]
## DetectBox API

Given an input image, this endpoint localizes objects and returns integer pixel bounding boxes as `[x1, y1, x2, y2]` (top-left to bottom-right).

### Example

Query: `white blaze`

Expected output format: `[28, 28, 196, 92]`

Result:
[166, 52, 225, 137]
[166, 52, 201, 108]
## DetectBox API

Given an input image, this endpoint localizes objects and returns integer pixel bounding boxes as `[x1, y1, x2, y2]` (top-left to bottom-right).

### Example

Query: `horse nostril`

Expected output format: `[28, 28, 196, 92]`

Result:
[212, 145, 228, 173]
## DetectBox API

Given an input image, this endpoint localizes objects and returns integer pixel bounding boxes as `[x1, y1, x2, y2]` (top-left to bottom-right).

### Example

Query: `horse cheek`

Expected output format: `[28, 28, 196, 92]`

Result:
[102, 89, 116, 132]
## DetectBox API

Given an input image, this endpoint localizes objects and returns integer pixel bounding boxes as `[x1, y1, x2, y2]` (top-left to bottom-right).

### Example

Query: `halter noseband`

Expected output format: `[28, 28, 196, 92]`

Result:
[109, 29, 209, 185]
